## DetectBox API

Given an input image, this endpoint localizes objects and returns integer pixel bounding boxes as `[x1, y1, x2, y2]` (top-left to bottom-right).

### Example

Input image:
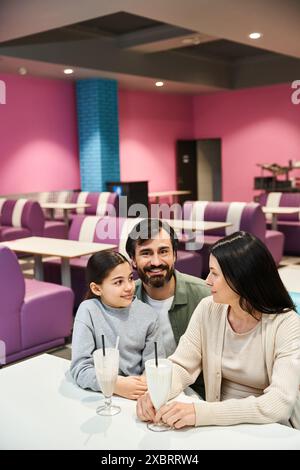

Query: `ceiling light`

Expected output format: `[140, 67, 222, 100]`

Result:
[18, 67, 27, 75]
[155, 81, 164, 87]
[64, 68, 74, 75]
[182, 37, 194, 44]
[249, 32, 262, 40]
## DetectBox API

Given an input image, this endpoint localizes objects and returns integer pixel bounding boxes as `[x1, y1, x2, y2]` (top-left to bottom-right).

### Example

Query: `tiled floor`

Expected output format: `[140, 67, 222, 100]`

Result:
[12, 253, 300, 366]
[278, 256, 300, 293]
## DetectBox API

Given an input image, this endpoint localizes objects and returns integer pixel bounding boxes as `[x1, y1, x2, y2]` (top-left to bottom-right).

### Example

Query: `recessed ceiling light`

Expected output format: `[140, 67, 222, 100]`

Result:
[64, 68, 74, 75]
[182, 36, 200, 45]
[182, 37, 194, 44]
[155, 81, 164, 87]
[249, 32, 262, 40]
[18, 67, 27, 75]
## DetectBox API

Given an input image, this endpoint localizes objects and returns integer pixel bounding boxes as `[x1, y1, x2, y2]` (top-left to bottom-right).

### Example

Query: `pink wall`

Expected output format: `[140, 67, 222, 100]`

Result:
[193, 83, 300, 202]
[119, 89, 194, 192]
[0, 73, 79, 194]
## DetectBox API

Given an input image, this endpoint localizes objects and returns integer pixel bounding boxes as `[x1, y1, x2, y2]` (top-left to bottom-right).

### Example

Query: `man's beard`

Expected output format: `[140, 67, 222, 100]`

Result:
[137, 264, 175, 288]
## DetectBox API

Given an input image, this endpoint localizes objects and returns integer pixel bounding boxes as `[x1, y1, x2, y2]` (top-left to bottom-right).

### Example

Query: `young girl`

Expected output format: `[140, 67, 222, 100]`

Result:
[70, 250, 165, 400]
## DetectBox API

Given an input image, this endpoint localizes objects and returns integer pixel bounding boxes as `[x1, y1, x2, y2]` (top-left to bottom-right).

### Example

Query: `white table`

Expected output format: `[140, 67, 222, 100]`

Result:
[149, 191, 191, 204]
[162, 219, 232, 250]
[262, 206, 300, 230]
[0, 237, 116, 287]
[0, 354, 299, 450]
[41, 202, 91, 224]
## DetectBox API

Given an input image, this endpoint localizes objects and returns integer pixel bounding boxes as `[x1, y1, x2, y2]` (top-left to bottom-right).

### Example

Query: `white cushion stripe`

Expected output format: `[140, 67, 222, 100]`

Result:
[96, 192, 111, 216]
[190, 201, 208, 221]
[12, 198, 28, 228]
[76, 192, 89, 214]
[225, 202, 246, 236]
[119, 218, 144, 259]
[265, 192, 282, 222]
[78, 216, 102, 242]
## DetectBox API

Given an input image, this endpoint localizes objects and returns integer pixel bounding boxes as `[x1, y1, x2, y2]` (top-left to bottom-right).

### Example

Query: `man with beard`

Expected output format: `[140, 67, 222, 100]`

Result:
[125, 218, 210, 367]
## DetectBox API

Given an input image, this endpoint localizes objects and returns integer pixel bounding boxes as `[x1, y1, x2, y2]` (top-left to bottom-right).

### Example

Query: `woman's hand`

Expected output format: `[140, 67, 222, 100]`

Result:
[114, 375, 148, 400]
[136, 392, 156, 422]
[155, 402, 196, 429]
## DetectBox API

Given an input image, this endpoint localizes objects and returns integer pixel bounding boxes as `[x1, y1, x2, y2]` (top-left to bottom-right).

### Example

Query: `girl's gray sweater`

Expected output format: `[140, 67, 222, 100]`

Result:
[70, 297, 165, 391]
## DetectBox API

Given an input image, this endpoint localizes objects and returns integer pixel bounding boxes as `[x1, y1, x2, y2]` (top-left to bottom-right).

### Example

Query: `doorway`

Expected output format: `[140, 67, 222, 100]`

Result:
[176, 138, 222, 203]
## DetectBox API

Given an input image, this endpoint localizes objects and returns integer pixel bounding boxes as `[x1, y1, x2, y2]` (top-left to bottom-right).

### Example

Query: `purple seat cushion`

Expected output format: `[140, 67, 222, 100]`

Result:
[21, 279, 74, 349]
[0, 247, 24, 356]
[0, 226, 31, 241]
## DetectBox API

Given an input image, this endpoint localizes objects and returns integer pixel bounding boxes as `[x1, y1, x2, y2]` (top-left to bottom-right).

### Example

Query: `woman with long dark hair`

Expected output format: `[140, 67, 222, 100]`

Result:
[137, 231, 300, 429]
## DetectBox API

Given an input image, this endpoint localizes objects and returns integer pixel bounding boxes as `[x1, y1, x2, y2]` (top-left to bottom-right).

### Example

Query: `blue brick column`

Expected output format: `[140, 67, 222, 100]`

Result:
[76, 79, 120, 192]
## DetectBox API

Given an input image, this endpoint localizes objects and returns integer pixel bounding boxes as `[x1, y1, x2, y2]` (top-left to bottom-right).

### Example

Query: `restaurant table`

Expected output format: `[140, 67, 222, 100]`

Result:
[149, 191, 191, 204]
[162, 219, 233, 249]
[0, 354, 299, 450]
[262, 206, 300, 230]
[41, 202, 91, 225]
[0, 237, 116, 287]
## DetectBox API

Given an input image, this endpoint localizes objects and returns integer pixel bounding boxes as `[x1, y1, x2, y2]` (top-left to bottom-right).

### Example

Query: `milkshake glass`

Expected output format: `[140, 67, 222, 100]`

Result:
[93, 347, 121, 416]
[145, 358, 173, 432]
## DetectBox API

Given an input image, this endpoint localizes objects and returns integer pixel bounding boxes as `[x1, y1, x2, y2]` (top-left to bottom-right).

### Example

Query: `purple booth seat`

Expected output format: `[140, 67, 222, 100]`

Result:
[259, 192, 300, 255]
[43, 215, 203, 307]
[183, 201, 284, 276]
[0, 246, 74, 365]
[37, 191, 72, 239]
[42, 192, 119, 240]
[0, 198, 44, 241]
[69, 191, 119, 218]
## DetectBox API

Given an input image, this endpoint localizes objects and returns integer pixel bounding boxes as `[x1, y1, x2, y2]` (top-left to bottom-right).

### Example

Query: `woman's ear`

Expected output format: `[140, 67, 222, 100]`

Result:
[90, 282, 102, 297]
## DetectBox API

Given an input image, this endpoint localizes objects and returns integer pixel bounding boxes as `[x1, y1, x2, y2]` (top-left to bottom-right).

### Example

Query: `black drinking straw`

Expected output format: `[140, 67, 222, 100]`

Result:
[154, 341, 158, 367]
[102, 334, 106, 356]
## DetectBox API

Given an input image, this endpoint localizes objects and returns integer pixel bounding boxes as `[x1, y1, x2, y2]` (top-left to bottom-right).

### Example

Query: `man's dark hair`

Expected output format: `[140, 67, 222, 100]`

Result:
[126, 218, 178, 259]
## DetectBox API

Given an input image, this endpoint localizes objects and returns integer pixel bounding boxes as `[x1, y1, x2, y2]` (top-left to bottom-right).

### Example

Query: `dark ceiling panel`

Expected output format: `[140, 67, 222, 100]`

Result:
[177, 39, 274, 61]
[0, 11, 165, 46]
[77, 11, 164, 35]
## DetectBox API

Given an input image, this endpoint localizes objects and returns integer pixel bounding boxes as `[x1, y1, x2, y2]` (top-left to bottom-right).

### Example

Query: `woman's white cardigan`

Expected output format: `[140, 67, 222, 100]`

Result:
[169, 296, 300, 428]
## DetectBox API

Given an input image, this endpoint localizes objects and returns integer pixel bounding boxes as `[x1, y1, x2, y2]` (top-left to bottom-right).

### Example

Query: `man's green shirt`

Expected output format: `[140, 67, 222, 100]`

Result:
[135, 270, 210, 345]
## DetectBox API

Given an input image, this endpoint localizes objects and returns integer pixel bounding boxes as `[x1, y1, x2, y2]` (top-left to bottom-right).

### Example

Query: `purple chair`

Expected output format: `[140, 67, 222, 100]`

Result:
[0, 198, 44, 241]
[183, 201, 284, 275]
[258, 192, 300, 255]
[0, 246, 74, 365]
[43, 215, 203, 306]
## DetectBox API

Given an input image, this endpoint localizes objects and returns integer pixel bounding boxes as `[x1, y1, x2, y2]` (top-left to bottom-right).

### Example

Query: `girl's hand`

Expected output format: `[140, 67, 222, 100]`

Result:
[114, 375, 148, 400]
[155, 402, 196, 429]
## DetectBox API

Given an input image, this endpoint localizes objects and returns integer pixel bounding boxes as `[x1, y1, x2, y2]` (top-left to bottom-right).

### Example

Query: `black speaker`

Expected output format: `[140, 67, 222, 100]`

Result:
[106, 181, 149, 216]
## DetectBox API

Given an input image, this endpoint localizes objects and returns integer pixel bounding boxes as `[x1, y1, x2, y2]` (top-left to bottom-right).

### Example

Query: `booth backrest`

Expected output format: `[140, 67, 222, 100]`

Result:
[70, 191, 118, 216]
[0, 198, 44, 236]
[69, 215, 143, 256]
[259, 192, 300, 221]
[183, 201, 266, 241]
